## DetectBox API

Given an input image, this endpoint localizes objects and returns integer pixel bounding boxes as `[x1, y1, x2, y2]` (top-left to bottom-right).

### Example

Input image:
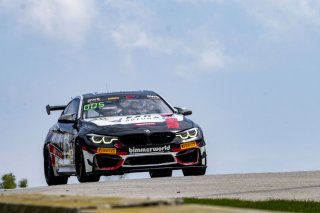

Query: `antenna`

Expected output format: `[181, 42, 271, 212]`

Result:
[106, 81, 109, 93]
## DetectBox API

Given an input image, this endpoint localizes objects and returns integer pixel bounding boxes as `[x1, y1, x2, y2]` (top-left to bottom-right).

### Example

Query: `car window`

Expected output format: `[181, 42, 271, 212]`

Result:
[63, 98, 80, 115]
[82, 95, 173, 119]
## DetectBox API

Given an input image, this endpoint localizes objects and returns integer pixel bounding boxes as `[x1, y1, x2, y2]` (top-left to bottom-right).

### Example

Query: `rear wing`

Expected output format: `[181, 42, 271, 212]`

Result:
[46, 105, 67, 115]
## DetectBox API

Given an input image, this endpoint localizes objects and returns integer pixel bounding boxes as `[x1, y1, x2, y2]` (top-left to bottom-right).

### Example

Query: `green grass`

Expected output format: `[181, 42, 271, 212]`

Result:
[184, 198, 320, 212]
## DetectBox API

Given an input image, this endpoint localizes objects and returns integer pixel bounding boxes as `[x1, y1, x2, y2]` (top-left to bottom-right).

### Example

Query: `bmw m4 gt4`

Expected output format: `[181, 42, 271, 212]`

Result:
[43, 91, 207, 185]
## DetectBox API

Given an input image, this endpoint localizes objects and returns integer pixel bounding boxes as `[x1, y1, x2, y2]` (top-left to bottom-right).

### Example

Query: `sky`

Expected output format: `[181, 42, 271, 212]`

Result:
[1, 0, 320, 187]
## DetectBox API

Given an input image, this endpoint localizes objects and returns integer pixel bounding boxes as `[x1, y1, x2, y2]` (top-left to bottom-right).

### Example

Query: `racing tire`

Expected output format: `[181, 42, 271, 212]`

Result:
[149, 170, 172, 178]
[75, 146, 100, 183]
[44, 146, 68, 185]
[182, 167, 206, 176]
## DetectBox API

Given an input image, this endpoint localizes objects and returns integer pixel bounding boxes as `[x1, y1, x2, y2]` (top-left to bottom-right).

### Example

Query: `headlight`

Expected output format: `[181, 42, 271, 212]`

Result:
[176, 128, 199, 141]
[87, 134, 118, 144]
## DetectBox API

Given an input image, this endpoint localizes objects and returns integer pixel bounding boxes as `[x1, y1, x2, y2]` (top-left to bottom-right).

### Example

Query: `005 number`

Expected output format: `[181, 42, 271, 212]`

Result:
[83, 102, 105, 111]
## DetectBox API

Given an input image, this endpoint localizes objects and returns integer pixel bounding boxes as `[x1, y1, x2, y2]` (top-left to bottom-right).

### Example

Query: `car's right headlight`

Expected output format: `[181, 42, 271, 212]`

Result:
[87, 134, 118, 144]
[176, 128, 200, 142]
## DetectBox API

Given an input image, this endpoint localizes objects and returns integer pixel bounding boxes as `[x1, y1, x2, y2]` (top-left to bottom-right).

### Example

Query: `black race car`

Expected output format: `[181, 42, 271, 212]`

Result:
[43, 91, 207, 185]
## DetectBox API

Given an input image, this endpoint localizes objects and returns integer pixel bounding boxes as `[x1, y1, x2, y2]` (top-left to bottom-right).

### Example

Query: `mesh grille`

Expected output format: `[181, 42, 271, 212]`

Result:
[120, 132, 175, 146]
[150, 132, 175, 144]
[120, 134, 148, 145]
[95, 155, 121, 168]
[124, 155, 175, 166]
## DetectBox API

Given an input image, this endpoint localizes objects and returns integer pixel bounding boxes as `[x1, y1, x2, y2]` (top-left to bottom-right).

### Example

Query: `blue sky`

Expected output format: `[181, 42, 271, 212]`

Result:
[1, 0, 320, 186]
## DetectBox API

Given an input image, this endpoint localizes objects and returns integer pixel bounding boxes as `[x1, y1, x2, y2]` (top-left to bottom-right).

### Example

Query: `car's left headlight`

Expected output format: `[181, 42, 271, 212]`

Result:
[176, 128, 200, 142]
[87, 134, 118, 144]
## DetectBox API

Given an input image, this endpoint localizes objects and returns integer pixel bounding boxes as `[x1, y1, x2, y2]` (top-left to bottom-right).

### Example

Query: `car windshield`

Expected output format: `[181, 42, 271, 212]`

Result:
[82, 95, 173, 119]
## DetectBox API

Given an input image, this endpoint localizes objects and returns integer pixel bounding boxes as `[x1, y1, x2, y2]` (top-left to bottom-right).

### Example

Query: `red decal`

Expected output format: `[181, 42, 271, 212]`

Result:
[49, 144, 63, 159]
[171, 148, 181, 152]
[114, 142, 124, 149]
[161, 113, 173, 117]
[126, 96, 135, 99]
[134, 123, 156, 126]
[166, 118, 179, 129]
[49, 144, 54, 153]
[116, 151, 128, 155]
[99, 159, 124, 171]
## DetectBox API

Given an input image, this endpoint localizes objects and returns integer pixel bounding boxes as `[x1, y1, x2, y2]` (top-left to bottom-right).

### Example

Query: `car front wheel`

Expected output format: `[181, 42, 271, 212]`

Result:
[75, 146, 100, 183]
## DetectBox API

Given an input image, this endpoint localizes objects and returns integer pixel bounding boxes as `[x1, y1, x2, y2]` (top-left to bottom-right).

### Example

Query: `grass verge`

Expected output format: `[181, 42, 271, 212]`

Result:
[184, 198, 320, 212]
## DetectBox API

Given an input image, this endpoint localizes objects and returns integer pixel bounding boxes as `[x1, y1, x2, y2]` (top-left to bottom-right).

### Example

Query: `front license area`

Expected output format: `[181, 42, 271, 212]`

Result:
[97, 148, 116, 154]
[180, 141, 197, 150]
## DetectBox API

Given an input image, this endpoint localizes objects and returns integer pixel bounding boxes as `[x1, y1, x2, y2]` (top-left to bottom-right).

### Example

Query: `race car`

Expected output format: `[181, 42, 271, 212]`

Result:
[43, 91, 207, 185]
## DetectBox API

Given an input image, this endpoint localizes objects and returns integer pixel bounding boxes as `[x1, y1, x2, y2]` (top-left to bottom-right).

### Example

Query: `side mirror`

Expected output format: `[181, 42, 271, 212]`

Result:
[174, 107, 192, 116]
[58, 113, 77, 123]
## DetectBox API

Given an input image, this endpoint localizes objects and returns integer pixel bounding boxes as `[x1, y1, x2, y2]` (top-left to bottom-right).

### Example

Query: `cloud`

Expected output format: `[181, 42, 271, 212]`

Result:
[255, 1, 320, 39]
[0, 0, 97, 45]
[109, 22, 228, 77]
[100, 1, 228, 77]
[176, 0, 320, 40]
[175, 0, 227, 4]
[102, 0, 160, 51]
[239, 0, 320, 39]
[105, 0, 152, 21]
[0, 0, 229, 76]
[197, 50, 226, 69]
[171, 24, 229, 78]
[111, 24, 153, 49]
[175, 47, 228, 79]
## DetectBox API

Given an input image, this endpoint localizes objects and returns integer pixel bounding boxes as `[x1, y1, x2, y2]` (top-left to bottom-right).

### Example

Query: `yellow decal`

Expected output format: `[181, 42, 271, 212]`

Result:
[108, 97, 120, 100]
[97, 148, 117, 154]
[180, 141, 197, 150]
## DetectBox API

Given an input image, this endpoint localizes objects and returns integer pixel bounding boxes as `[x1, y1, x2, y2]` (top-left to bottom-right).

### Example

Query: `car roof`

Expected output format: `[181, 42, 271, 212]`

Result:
[82, 90, 158, 99]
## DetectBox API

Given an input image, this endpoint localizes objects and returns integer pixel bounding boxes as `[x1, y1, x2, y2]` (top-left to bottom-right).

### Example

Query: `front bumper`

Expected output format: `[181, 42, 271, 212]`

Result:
[82, 143, 207, 175]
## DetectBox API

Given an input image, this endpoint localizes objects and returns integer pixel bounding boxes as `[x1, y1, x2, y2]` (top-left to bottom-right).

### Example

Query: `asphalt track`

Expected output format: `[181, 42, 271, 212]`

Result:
[4, 171, 320, 201]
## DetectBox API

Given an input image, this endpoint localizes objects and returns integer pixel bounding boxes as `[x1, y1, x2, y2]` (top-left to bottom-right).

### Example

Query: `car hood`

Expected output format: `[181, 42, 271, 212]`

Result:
[81, 114, 194, 135]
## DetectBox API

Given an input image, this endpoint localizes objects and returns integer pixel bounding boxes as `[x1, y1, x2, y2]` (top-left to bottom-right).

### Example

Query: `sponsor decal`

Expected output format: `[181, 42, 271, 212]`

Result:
[108, 117, 122, 123]
[108, 97, 120, 100]
[84, 102, 105, 111]
[97, 148, 117, 154]
[125, 114, 163, 122]
[161, 113, 173, 117]
[51, 132, 74, 164]
[87, 98, 101, 103]
[88, 114, 184, 126]
[134, 122, 156, 126]
[129, 145, 171, 153]
[166, 118, 179, 129]
[147, 95, 160, 99]
[180, 141, 197, 150]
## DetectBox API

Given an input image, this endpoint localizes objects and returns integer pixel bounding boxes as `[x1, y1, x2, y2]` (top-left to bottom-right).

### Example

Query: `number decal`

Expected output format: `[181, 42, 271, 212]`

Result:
[83, 102, 105, 111]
